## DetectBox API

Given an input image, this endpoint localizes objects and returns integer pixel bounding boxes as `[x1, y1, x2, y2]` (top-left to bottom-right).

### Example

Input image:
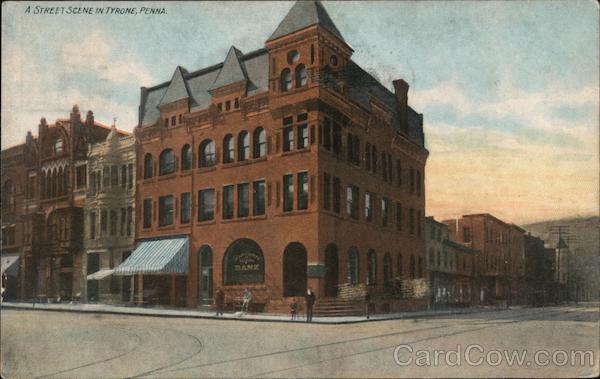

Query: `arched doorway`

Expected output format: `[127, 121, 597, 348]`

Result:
[198, 245, 213, 302]
[324, 244, 338, 297]
[283, 242, 307, 297]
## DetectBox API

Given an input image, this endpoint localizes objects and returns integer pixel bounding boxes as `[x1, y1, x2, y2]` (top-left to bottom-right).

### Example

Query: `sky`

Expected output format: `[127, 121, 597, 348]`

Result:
[2, 1, 598, 225]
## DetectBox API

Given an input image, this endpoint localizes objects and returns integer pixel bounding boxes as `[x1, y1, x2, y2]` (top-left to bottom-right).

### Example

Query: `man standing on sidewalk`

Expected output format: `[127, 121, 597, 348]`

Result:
[215, 287, 224, 316]
[305, 288, 315, 322]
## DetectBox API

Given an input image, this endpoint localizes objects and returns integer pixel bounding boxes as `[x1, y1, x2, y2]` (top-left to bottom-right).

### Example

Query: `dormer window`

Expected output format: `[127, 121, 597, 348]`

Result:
[217, 103, 223, 113]
[225, 100, 231, 111]
[287, 50, 300, 64]
[54, 139, 63, 154]
[171, 116, 176, 126]
[234, 98, 239, 109]
[330, 55, 338, 66]
[281, 69, 292, 92]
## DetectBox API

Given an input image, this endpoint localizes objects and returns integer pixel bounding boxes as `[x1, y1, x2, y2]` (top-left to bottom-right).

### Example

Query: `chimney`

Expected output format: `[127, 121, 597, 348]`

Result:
[26, 130, 33, 145]
[86, 110, 94, 127]
[393, 79, 409, 131]
[38, 117, 48, 141]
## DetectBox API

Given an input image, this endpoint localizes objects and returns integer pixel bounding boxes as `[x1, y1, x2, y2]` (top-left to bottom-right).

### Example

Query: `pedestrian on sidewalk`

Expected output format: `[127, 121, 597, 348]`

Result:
[241, 288, 252, 314]
[305, 288, 315, 322]
[215, 287, 224, 316]
[365, 291, 370, 319]
[290, 298, 298, 320]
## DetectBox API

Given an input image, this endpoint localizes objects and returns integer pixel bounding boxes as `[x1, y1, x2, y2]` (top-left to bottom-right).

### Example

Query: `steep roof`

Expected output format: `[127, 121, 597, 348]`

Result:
[267, 0, 344, 42]
[210, 46, 248, 90]
[159, 66, 192, 106]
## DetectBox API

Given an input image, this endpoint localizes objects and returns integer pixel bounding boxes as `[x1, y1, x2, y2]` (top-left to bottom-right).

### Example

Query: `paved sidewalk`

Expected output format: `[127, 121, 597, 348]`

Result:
[0, 301, 509, 324]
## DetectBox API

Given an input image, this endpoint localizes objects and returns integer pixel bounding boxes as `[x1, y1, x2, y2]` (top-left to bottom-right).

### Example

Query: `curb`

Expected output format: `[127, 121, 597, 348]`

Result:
[0, 303, 506, 325]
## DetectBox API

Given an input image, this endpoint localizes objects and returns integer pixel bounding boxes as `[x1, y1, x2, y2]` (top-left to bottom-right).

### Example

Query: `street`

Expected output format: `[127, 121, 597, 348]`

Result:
[1, 304, 598, 378]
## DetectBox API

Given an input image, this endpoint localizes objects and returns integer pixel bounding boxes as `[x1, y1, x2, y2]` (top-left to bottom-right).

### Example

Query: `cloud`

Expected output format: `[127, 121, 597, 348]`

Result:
[62, 32, 152, 86]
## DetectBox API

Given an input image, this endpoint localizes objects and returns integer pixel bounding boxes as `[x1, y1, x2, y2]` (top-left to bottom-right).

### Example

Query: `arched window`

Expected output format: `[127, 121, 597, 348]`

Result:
[238, 131, 249, 161]
[181, 144, 192, 171]
[159, 149, 175, 175]
[57, 167, 63, 196]
[199, 139, 216, 167]
[223, 134, 234, 163]
[2, 180, 16, 214]
[295, 64, 307, 88]
[144, 154, 153, 179]
[367, 249, 377, 285]
[409, 255, 416, 279]
[51, 168, 57, 198]
[347, 246, 359, 284]
[381, 153, 387, 181]
[281, 68, 292, 92]
[223, 238, 265, 284]
[383, 253, 392, 288]
[253, 128, 266, 158]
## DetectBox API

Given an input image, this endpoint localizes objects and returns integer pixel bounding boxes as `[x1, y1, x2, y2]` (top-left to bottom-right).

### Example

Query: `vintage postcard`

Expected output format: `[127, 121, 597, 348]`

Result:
[1, 1, 598, 378]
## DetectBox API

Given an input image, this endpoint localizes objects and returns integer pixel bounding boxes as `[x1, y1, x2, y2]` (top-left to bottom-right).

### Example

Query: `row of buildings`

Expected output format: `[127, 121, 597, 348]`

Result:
[0, 1, 575, 314]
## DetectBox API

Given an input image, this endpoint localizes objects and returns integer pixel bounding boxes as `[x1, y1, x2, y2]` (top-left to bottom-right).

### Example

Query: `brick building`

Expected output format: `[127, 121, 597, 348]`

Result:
[443, 214, 526, 305]
[426, 217, 479, 308]
[1, 106, 125, 301]
[127, 0, 428, 312]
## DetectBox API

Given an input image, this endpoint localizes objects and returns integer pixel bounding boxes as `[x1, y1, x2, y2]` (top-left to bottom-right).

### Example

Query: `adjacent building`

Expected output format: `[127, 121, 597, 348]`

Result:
[83, 125, 136, 303]
[426, 217, 479, 308]
[1, 106, 125, 301]
[127, 0, 428, 312]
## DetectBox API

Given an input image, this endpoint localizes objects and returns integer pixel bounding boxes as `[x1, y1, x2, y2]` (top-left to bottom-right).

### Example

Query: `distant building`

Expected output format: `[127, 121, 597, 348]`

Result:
[83, 125, 136, 303]
[128, 0, 428, 313]
[523, 233, 546, 305]
[443, 214, 526, 305]
[1, 106, 126, 301]
[426, 217, 479, 308]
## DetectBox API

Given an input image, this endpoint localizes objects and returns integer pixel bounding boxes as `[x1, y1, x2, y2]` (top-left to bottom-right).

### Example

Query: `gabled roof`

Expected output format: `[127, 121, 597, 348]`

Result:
[159, 66, 192, 106]
[267, 0, 344, 42]
[210, 46, 248, 90]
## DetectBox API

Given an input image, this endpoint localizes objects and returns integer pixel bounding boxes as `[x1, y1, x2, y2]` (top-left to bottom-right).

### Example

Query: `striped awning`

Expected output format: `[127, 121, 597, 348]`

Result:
[113, 236, 189, 275]
[87, 269, 115, 280]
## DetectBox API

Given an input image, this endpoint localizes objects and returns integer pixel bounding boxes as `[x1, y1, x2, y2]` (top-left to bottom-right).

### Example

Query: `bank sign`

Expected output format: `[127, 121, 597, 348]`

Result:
[224, 240, 265, 284]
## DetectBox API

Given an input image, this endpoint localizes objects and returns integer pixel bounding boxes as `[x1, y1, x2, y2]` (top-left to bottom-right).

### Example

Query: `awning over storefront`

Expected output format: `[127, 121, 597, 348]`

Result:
[87, 269, 115, 280]
[1, 254, 20, 276]
[113, 236, 189, 275]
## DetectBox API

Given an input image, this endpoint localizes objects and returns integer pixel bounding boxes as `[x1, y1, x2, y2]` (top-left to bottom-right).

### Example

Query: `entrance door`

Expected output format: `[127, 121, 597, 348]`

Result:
[283, 243, 307, 297]
[87, 253, 99, 302]
[324, 244, 339, 297]
[198, 246, 213, 302]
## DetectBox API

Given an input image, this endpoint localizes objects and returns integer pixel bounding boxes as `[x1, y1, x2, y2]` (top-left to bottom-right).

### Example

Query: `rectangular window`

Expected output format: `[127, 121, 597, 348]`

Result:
[181, 192, 191, 224]
[323, 173, 331, 210]
[128, 163, 133, 189]
[298, 124, 308, 149]
[365, 192, 373, 222]
[234, 98, 239, 109]
[225, 100, 231, 111]
[110, 210, 117, 235]
[333, 123, 342, 156]
[410, 168, 415, 194]
[120, 208, 126, 236]
[347, 133, 354, 163]
[159, 195, 174, 226]
[217, 103, 222, 113]
[121, 165, 127, 188]
[237, 183, 249, 218]
[223, 185, 234, 219]
[396, 203, 402, 231]
[103, 166, 110, 187]
[332, 176, 341, 214]
[283, 174, 294, 212]
[111, 165, 118, 187]
[171, 116, 176, 126]
[382, 198, 389, 226]
[126, 207, 133, 236]
[417, 210, 422, 237]
[143, 199, 152, 228]
[409, 208, 415, 235]
[101, 209, 108, 234]
[464, 227, 472, 243]
[253, 180, 266, 216]
[76, 165, 87, 189]
[89, 211, 96, 239]
[283, 126, 295, 152]
[199, 189, 215, 221]
[396, 160, 402, 187]
[323, 118, 332, 150]
[346, 185, 359, 219]
[164, 118, 168, 128]
[297, 172, 308, 210]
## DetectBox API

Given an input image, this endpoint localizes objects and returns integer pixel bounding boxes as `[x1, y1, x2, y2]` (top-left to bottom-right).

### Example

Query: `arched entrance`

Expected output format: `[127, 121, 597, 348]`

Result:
[324, 244, 338, 297]
[198, 245, 213, 302]
[283, 242, 307, 297]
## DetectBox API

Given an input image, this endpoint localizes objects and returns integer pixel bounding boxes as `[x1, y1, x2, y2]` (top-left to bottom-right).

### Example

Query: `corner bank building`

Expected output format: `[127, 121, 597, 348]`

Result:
[133, 0, 428, 313]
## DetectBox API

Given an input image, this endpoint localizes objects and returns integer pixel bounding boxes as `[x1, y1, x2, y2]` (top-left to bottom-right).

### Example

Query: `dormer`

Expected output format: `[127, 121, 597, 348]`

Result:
[265, 0, 353, 95]
[158, 66, 191, 128]
[209, 46, 248, 114]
